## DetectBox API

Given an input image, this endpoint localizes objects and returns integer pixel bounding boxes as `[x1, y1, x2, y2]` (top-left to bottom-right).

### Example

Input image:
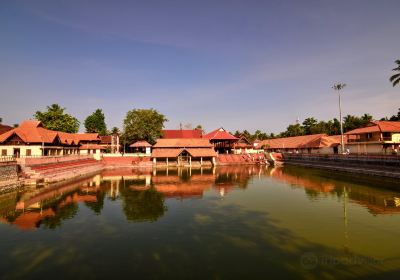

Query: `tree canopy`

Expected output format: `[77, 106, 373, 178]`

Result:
[84, 109, 107, 135]
[34, 104, 80, 133]
[123, 108, 167, 145]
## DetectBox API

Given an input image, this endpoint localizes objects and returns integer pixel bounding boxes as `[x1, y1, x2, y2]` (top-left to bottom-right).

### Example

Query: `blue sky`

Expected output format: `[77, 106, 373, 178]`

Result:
[0, 0, 399, 133]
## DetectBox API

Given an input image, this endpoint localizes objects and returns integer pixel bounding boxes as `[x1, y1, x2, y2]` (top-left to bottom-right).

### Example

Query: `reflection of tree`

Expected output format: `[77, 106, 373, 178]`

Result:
[38, 202, 78, 229]
[120, 187, 166, 222]
[84, 191, 106, 215]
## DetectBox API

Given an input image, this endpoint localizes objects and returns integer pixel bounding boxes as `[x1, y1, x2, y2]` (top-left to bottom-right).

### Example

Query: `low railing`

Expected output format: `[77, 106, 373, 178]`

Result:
[18, 154, 95, 166]
[0, 156, 16, 162]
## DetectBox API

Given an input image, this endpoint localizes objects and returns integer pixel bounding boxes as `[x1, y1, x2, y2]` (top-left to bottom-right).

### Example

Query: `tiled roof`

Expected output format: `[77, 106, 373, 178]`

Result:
[79, 144, 106, 150]
[152, 147, 216, 158]
[100, 136, 112, 144]
[203, 127, 238, 141]
[345, 121, 400, 135]
[0, 124, 13, 135]
[130, 140, 152, 147]
[0, 120, 59, 144]
[152, 148, 184, 158]
[0, 120, 100, 146]
[185, 148, 217, 157]
[260, 134, 344, 149]
[153, 138, 213, 148]
[162, 129, 203, 139]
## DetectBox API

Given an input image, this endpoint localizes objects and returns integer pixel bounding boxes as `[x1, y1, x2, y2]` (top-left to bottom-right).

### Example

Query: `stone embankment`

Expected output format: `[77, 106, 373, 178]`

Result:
[282, 153, 400, 179]
[19, 155, 104, 185]
[0, 158, 21, 193]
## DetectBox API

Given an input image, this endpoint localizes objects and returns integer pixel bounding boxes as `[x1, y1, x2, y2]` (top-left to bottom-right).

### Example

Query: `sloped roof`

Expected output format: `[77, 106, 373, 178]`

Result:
[162, 129, 202, 138]
[203, 127, 238, 141]
[79, 144, 106, 150]
[100, 136, 112, 144]
[0, 120, 100, 145]
[130, 140, 152, 147]
[0, 120, 59, 144]
[153, 138, 213, 148]
[185, 148, 217, 157]
[152, 147, 216, 158]
[345, 121, 400, 135]
[260, 134, 343, 149]
[0, 124, 13, 135]
[152, 148, 184, 158]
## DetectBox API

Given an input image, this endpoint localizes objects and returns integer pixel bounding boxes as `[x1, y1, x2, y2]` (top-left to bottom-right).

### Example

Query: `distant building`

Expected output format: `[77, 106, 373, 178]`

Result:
[0, 120, 104, 158]
[260, 134, 345, 154]
[130, 140, 152, 155]
[151, 138, 217, 166]
[100, 135, 120, 153]
[161, 129, 203, 139]
[345, 121, 400, 155]
[203, 127, 238, 154]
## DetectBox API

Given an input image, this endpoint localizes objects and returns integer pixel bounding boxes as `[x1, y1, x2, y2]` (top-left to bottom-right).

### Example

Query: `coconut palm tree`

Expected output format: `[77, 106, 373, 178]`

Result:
[332, 83, 346, 154]
[390, 59, 400, 87]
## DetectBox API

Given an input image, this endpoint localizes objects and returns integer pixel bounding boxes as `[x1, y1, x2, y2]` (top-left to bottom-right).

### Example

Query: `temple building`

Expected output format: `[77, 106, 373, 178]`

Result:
[345, 121, 400, 155]
[151, 138, 217, 166]
[130, 140, 152, 155]
[260, 134, 345, 154]
[203, 127, 238, 154]
[0, 120, 103, 158]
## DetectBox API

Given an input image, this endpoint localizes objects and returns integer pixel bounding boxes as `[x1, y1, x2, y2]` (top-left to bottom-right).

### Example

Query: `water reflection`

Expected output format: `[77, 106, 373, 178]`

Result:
[1, 165, 400, 232]
[268, 166, 400, 215]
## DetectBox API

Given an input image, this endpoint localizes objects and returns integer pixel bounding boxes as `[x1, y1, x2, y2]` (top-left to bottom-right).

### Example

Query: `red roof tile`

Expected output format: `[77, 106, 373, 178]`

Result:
[162, 129, 202, 138]
[153, 138, 213, 148]
[0, 124, 13, 135]
[130, 140, 152, 147]
[203, 127, 238, 141]
[260, 134, 344, 149]
[345, 121, 400, 135]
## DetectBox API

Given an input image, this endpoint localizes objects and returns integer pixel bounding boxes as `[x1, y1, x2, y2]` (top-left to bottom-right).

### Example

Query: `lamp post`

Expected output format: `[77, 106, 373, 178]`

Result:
[332, 83, 346, 154]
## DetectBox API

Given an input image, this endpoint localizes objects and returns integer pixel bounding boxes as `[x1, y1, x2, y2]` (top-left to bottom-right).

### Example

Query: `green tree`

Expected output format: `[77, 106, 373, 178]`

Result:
[389, 108, 400, 121]
[302, 117, 318, 135]
[390, 59, 400, 87]
[84, 109, 107, 135]
[284, 124, 304, 137]
[0, 117, 2, 124]
[34, 104, 80, 133]
[123, 108, 167, 145]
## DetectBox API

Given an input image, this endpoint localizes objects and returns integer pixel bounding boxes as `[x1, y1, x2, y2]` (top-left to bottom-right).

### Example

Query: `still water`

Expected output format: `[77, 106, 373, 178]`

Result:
[1, 166, 400, 279]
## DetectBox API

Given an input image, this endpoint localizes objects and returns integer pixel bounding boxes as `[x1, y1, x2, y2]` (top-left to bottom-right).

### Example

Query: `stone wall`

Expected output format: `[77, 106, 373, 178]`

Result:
[0, 161, 19, 192]
[282, 153, 400, 178]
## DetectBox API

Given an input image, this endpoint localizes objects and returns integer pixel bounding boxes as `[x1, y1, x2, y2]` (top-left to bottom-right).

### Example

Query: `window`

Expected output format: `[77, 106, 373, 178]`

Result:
[26, 149, 32, 156]
[1, 149, 7, 156]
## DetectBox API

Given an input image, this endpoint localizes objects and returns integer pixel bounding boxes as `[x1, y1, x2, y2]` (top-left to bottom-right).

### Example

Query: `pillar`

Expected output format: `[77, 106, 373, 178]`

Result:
[189, 156, 192, 166]
[166, 157, 169, 166]
[200, 157, 203, 165]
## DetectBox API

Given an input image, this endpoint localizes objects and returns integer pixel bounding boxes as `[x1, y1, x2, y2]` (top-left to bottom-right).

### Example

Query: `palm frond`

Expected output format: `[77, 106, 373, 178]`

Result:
[390, 73, 400, 82]
[393, 77, 400, 87]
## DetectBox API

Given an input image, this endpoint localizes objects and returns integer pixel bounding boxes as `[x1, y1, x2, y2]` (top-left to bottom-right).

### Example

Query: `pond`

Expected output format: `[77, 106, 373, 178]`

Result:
[1, 166, 400, 279]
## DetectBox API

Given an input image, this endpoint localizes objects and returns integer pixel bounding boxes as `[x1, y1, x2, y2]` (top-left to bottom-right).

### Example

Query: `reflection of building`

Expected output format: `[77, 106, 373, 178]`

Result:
[345, 121, 400, 155]
[269, 166, 400, 215]
[152, 139, 217, 166]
